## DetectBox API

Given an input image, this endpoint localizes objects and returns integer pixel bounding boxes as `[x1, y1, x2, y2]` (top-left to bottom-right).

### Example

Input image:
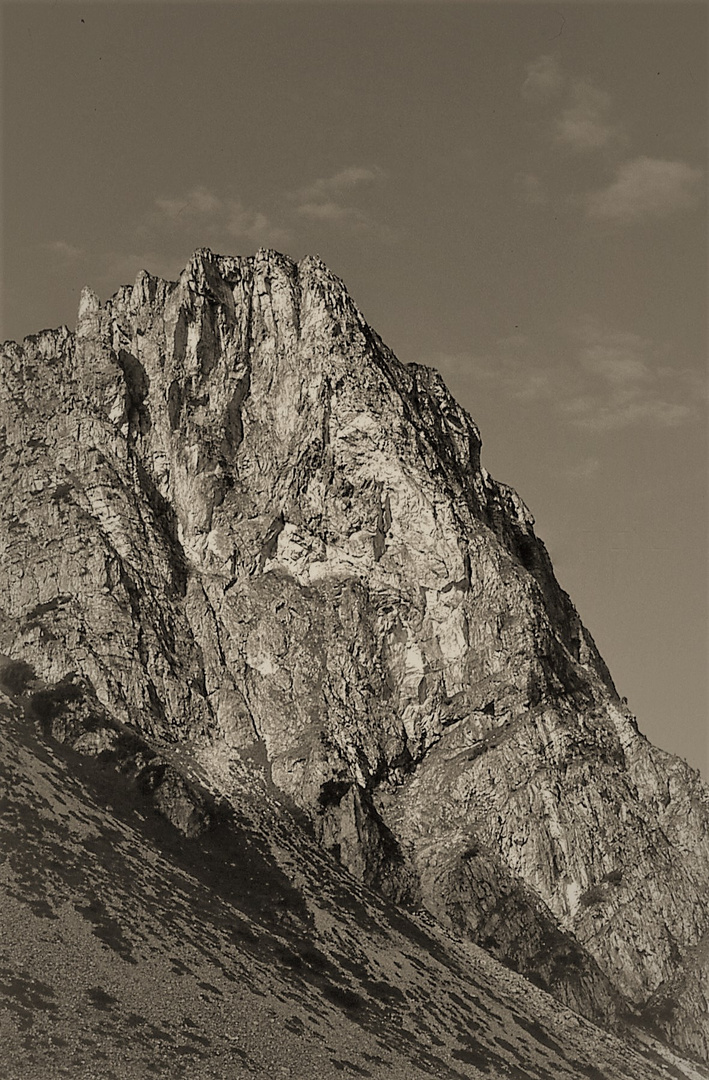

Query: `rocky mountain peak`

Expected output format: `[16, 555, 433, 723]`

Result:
[2, 249, 708, 1074]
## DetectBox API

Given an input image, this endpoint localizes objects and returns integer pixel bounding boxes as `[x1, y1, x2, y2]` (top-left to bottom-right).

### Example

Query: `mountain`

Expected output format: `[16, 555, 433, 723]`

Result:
[1, 247, 707, 1078]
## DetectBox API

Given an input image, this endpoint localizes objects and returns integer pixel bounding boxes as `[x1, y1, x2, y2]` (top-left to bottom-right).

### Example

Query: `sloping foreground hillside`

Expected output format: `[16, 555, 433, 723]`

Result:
[0, 682, 705, 1080]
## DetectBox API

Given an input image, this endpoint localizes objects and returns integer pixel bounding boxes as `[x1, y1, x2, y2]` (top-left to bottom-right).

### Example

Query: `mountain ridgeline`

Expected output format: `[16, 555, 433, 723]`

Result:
[1, 248, 708, 1077]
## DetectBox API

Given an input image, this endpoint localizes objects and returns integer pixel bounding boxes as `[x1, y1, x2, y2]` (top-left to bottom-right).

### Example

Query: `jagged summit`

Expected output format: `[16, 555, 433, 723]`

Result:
[2, 250, 709, 1076]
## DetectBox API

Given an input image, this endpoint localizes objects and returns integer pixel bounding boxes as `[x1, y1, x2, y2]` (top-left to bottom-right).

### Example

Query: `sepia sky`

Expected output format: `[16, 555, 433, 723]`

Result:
[2, 2, 707, 776]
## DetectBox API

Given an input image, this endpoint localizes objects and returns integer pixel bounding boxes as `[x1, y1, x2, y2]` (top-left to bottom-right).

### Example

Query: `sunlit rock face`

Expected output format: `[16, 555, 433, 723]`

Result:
[2, 248, 708, 1060]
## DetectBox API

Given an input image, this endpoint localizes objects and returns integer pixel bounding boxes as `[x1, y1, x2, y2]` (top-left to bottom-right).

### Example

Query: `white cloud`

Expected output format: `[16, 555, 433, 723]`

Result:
[296, 201, 371, 228]
[561, 321, 701, 430]
[224, 205, 276, 242]
[86, 170, 390, 294]
[522, 56, 621, 156]
[43, 240, 85, 263]
[155, 187, 222, 219]
[520, 59, 702, 224]
[295, 166, 385, 203]
[560, 389, 693, 430]
[586, 157, 703, 222]
[150, 171, 389, 244]
[151, 186, 288, 246]
[425, 321, 702, 433]
[290, 166, 387, 232]
[554, 80, 618, 152]
[513, 172, 548, 206]
[521, 55, 563, 102]
[564, 457, 601, 481]
[577, 329, 652, 384]
[94, 188, 289, 289]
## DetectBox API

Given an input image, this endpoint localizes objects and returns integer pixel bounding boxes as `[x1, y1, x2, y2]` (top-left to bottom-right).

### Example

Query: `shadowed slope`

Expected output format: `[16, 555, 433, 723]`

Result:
[1, 682, 706, 1080]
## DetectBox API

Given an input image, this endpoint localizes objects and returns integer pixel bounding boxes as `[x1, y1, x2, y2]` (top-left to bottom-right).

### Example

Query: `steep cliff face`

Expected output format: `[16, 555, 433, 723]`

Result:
[1, 248, 708, 1061]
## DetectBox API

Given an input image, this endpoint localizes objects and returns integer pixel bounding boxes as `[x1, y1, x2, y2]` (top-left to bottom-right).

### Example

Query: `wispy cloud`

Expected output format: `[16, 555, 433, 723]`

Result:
[295, 166, 385, 202]
[427, 320, 703, 433]
[513, 172, 548, 206]
[521, 55, 563, 102]
[554, 80, 619, 152]
[149, 185, 289, 246]
[290, 166, 388, 232]
[89, 187, 289, 291]
[155, 188, 222, 219]
[520, 57, 703, 228]
[585, 157, 703, 222]
[89, 169, 391, 290]
[522, 56, 621, 155]
[42, 240, 85, 263]
[562, 321, 698, 430]
[577, 328, 652, 384]
[296, 201, 373, 227]
[564, 457, 601, 482]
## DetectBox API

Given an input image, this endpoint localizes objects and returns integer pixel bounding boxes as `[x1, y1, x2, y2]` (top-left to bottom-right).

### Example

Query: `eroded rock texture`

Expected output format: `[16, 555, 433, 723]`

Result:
[2, 248, 708, 1062]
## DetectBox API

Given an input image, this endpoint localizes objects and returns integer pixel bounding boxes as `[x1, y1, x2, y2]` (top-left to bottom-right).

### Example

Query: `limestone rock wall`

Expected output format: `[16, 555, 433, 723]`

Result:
[2, 248, 708, 1058]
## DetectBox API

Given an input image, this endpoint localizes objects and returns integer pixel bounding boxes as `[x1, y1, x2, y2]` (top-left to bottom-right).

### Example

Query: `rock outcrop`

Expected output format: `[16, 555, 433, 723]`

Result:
[1, 248, 708, 1065]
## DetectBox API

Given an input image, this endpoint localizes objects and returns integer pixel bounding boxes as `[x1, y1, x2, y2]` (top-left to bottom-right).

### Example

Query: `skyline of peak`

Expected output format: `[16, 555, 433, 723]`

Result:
[1, 3, 706, 776]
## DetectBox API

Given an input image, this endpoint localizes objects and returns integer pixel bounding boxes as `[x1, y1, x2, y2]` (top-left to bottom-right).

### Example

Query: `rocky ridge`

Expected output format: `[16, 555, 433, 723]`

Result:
[1, 248, 708, 1068]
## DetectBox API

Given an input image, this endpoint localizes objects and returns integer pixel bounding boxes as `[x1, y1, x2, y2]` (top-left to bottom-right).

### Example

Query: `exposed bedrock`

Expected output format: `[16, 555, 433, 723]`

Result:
[2, 247, 708, 1059]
